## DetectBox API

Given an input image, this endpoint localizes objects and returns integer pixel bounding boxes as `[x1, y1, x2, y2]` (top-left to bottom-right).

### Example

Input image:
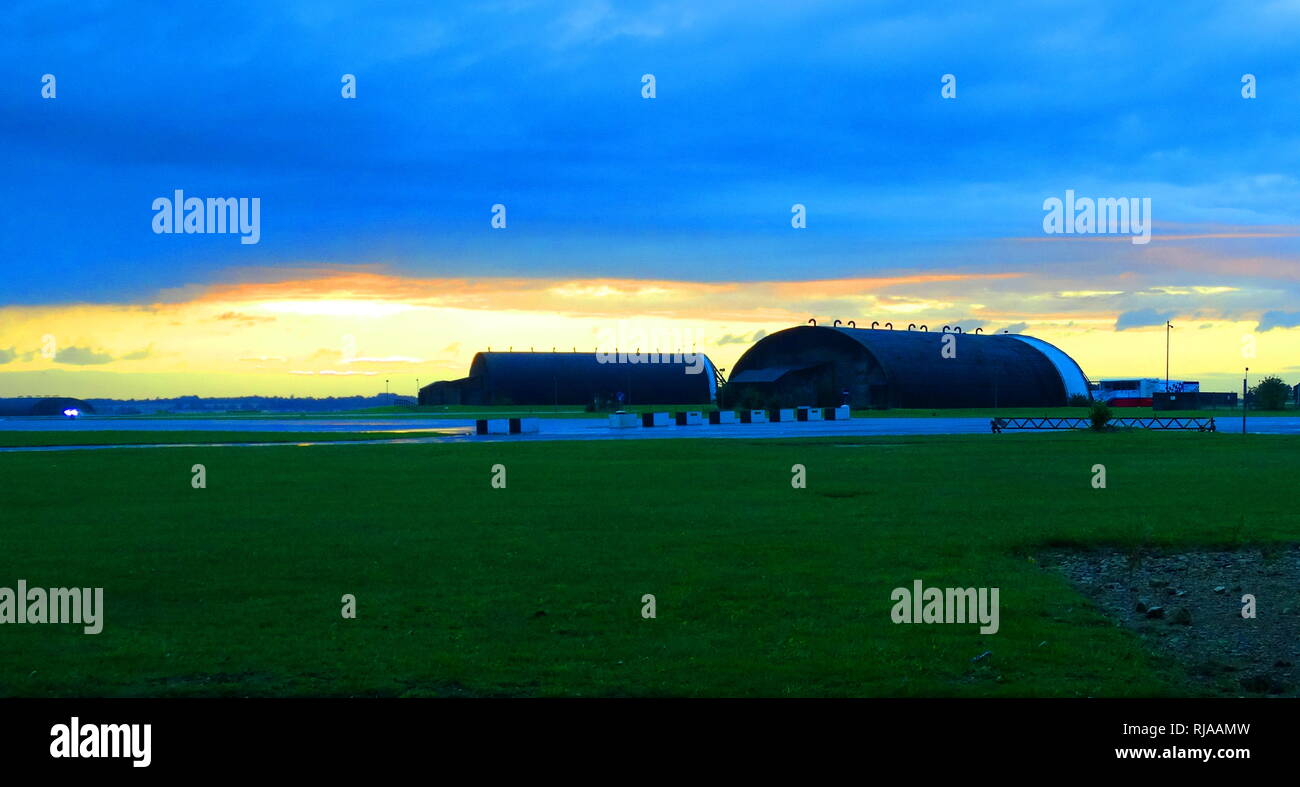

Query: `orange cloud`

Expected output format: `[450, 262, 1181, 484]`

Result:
[3, 260, 1298, 398]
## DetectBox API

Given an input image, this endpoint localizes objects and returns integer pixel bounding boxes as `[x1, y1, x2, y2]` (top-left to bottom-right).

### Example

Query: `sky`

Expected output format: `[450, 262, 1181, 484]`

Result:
[3, 0, 1300, 398]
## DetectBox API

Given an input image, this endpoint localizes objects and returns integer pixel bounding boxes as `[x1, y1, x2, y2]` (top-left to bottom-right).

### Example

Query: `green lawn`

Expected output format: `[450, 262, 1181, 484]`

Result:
[1, 431, 1296, 697]
[0, 430, 451, 448]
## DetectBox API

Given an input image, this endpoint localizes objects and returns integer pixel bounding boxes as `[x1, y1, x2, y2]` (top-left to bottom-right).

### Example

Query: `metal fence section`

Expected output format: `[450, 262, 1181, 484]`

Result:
[991, 417, 1216, 433]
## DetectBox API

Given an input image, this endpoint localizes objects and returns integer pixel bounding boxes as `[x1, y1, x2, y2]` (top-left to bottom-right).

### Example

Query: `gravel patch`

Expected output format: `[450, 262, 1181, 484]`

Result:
[1038, 546, 1300, 696]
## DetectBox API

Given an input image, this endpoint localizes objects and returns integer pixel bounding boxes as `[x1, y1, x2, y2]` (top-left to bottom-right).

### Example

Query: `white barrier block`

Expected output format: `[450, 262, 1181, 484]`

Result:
[716, 411, 738, 424]
[676, 411, 703, 425]
[485, 418, 510, 434]
[642, 412, 671, 427]
[609, 412, 639, 428]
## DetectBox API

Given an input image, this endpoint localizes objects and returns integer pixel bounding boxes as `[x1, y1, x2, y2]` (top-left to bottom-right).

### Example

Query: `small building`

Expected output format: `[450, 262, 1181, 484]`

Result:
[1152, 391, 1237, 410]
[1095, 378, 1199, 407]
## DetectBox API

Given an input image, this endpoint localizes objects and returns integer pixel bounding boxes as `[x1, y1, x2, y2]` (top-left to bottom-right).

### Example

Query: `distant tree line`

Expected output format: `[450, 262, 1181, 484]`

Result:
[1248, 376, 1291, 411]
[86, 393, 416, 415]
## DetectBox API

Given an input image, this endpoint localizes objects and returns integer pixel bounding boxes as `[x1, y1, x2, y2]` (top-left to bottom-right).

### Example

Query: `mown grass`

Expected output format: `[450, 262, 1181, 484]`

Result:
[0, 431, 1296, 697]
[0, 431, 452, 448]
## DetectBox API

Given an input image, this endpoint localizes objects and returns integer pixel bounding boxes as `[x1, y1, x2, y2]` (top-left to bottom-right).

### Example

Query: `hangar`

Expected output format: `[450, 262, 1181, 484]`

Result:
[0, 397, 95, 416]
[725, 325, 1089, 409]
[419, 351, 720, 406]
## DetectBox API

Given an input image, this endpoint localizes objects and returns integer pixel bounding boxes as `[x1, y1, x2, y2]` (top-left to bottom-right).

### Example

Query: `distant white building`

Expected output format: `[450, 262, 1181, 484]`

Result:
[1092, 378, 1199, 406]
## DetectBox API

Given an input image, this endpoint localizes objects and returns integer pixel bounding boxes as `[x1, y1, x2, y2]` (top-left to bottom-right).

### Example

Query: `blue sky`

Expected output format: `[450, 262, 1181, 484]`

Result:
[3, 1, 1300, 396]
[4, 0, 1299, 302]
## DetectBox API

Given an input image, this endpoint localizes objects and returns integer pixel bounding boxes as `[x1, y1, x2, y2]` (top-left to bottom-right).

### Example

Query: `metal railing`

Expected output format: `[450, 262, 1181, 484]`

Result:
[991, 416, 1216, 433]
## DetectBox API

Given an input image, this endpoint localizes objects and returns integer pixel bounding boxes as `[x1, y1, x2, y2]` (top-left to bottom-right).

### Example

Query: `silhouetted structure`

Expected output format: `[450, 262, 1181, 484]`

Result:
[419, 351, 717, 406]
[726, 325, 1088, 408]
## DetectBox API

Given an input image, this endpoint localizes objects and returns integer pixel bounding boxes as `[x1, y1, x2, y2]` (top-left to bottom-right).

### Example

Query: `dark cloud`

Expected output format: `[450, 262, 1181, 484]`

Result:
[1257, 311, 1300, 332]
[716, 329, 768, 346]
[0, 347, 15, 364]
[1115, 309, 1173, 331]
[53, 346, 113, 365]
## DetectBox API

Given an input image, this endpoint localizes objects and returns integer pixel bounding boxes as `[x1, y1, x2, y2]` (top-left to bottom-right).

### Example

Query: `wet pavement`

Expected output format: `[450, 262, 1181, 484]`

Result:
[0, 414, 1296, 452]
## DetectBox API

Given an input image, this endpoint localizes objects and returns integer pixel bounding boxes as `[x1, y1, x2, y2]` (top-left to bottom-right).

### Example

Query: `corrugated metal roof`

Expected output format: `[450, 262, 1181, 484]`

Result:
[423, 352, 716, 405]
[728, 363, 822, 384]
[729, 326, 1080, 408]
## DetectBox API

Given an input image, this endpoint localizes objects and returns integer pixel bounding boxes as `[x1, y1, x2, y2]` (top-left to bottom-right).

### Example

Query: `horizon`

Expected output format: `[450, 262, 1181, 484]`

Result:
[4, 1, 1299, 398]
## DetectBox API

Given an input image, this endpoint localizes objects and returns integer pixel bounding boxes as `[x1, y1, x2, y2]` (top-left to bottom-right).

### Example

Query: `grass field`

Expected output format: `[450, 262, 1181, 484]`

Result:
[0, 431, 451, 448]
[2, 430, 1297, 697]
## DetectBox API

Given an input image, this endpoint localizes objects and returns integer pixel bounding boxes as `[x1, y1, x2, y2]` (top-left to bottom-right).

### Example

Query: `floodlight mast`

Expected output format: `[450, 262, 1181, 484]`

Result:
[1165, 321, 1173, 393]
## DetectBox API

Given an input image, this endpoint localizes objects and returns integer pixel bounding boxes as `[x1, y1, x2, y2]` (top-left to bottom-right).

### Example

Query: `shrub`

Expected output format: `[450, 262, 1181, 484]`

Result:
[1088, 400, 1111, 431]
[1067, 393, 1092, 407]
[735, 387, 771, 411]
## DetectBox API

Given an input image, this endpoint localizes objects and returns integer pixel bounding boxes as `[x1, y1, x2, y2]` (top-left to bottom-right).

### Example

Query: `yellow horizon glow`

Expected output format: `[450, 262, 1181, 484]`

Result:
[0, 269, 1296, 398]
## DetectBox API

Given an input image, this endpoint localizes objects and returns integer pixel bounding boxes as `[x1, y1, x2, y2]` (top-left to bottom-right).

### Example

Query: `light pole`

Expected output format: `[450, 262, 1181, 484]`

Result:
[1243, 367, 1248, 434]
[1170, 318, 1180, 392]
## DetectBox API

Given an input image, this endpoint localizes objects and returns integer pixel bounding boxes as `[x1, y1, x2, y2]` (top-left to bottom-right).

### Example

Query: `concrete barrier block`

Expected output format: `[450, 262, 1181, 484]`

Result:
[609, 412, 640, 428]
[740, 409, 768, 423]
[509, 417, 539, 433]
[709, 411, 738, 424]
[641, 412, 671, 427]
[769, 408, 795, 422]
[476, 418, 510, 435]
[675, 411, 703, 425]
